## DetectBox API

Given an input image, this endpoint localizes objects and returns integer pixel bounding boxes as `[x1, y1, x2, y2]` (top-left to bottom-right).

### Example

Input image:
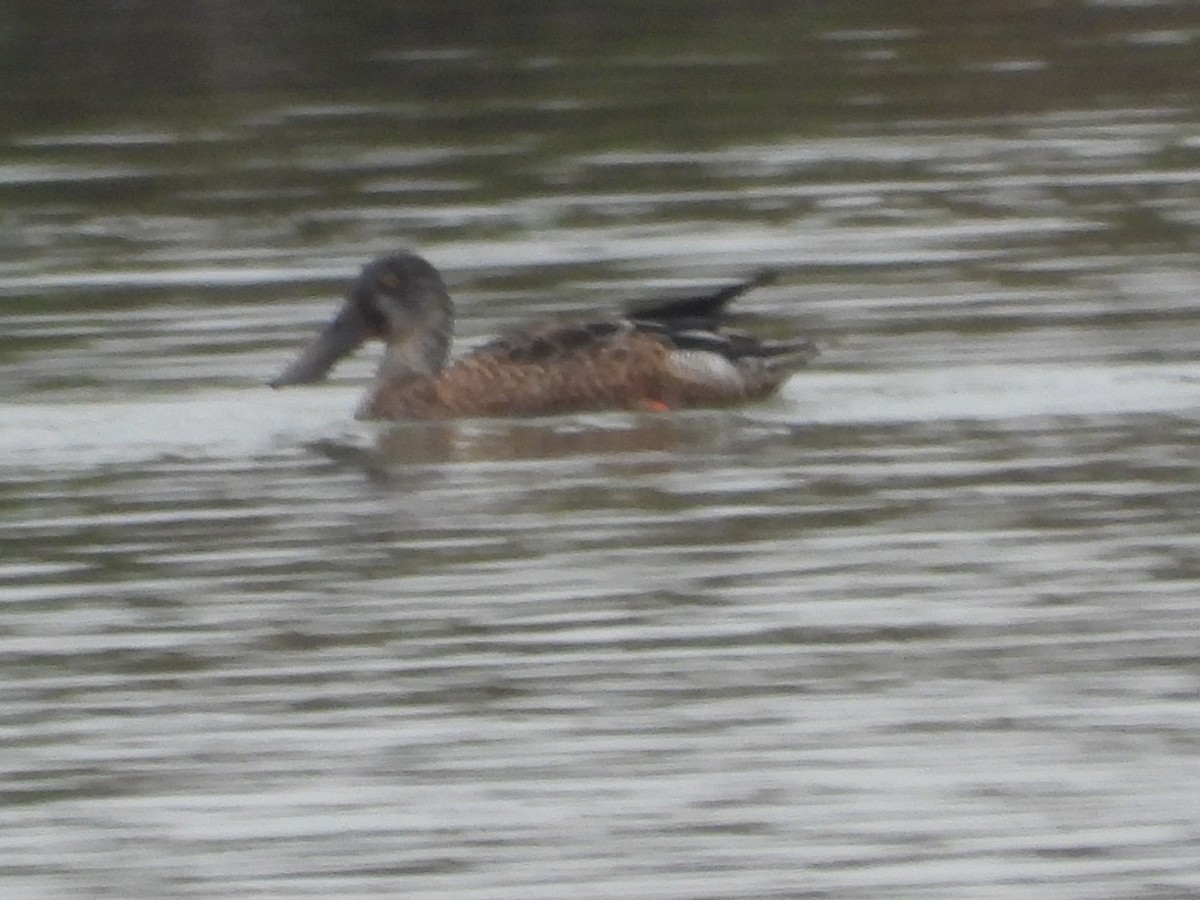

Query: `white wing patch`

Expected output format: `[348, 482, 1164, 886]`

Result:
[666, 349, 747, 389]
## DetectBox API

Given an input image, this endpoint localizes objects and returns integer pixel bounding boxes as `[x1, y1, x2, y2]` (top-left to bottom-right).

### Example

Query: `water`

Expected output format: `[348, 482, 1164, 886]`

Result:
[3, 4, 1200, 898]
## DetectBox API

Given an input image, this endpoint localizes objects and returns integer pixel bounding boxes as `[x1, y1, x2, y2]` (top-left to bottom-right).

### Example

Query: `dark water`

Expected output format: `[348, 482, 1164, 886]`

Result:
[3, 4, 1200, 898]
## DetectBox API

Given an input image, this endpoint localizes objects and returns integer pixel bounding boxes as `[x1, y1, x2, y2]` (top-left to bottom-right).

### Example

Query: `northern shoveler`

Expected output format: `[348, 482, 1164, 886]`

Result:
[270, 250, 817, 420]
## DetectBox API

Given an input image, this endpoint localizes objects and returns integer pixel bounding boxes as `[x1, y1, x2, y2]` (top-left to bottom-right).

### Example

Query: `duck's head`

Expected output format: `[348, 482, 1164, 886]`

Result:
[270, 251, 454, 388]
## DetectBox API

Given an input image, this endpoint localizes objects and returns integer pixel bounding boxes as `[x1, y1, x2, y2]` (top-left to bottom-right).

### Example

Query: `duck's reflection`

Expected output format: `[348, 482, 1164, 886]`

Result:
[302, 411, 746, 482]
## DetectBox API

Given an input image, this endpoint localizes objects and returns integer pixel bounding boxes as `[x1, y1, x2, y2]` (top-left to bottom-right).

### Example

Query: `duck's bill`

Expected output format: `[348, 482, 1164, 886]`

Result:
[269, 307, 368, 387]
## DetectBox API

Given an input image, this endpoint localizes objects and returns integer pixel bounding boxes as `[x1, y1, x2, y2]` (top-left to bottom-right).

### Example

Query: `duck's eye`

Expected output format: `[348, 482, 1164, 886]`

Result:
[379, 273, 400, 289]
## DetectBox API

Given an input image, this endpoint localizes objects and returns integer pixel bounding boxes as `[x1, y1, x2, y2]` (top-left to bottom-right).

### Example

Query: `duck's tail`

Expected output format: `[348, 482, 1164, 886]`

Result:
[758, 338, 820, 374]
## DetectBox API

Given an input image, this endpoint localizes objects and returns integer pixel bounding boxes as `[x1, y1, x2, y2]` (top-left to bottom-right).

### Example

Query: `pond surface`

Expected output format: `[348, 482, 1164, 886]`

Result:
[3, 3, 1200, 898]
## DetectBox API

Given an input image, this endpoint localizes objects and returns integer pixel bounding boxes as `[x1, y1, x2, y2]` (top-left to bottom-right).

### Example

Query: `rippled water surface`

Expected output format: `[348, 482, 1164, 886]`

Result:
[3, 3, 1200, 898]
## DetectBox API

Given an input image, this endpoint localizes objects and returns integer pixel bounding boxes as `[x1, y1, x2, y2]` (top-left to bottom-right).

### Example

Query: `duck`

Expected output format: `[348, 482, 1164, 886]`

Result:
[270, 249, 816, 420]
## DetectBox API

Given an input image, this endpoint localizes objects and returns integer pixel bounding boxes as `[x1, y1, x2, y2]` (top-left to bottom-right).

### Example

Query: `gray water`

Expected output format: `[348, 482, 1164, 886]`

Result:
[3, 4, 1200, 898]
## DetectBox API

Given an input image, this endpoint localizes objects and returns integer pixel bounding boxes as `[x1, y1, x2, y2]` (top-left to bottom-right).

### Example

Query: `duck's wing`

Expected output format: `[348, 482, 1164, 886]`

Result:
[461, 270, 814, 389]
[468, 319, 636, 365]
[627, 268, 815, 369]
[635, 320, 817, 367]
[623, 269, 778, 327]
[467, 269, 785, 364]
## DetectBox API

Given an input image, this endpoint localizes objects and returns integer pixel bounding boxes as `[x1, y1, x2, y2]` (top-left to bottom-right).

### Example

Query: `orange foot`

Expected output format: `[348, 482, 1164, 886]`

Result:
[635, 399, 672, 412]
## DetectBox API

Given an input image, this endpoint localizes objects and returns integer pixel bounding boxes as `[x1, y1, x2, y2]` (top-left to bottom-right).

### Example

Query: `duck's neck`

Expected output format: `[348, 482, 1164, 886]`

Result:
[374, 308, 453, 385]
